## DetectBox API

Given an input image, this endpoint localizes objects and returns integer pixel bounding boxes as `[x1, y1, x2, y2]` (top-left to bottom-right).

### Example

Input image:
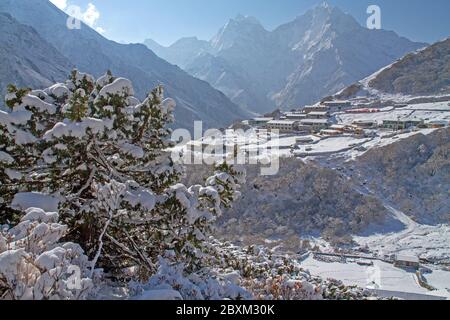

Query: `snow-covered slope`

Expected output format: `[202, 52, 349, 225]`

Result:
[184, 158, 389, 246]
[348, 127, 450, 225]
[335, 38, 450, 102]
[145, 3, 425, 113]
[368, 38, 450, 96]
[0, 0, 250, 130]
[0, 12, 72, 105]
[183, 127, 449, 250]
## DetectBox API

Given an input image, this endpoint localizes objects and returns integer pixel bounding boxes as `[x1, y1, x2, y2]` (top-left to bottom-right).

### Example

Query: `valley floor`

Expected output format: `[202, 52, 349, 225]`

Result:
[299, 161, 450, 299]
[301, 254, 450, 299]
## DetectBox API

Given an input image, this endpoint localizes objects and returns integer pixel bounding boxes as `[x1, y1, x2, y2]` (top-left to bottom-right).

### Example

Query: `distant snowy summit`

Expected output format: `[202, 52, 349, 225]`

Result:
[145, 3, 425, 114]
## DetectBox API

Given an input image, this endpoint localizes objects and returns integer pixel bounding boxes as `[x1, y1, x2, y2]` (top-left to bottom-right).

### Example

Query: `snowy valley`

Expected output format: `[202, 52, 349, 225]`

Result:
[181, 103, 450, 300]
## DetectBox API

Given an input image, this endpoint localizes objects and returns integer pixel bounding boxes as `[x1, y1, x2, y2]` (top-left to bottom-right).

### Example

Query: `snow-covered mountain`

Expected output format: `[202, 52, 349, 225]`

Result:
[0, 12, 73, 100]
[144, 37, 212, 70]
[333, 38, 450, 103]
[0, 0, 251, 130]
[145, 3, 426, 113]
[366, 38, 450, 97]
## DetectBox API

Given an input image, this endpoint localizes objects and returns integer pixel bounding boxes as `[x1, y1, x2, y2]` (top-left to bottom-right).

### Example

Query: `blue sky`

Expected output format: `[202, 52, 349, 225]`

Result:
[53, 0, 450, 46]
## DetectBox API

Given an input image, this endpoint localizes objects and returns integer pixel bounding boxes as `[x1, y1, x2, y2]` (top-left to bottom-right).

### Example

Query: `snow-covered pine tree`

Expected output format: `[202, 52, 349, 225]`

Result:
[0, 70, 245, 282]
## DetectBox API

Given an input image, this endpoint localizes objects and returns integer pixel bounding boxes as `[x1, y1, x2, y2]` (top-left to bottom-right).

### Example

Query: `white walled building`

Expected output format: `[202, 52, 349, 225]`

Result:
[267, 120, 299, 132]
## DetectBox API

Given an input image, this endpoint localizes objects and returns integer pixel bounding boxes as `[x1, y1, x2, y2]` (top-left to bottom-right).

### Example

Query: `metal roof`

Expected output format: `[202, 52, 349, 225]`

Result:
[268, 120, 298, 125]
[395, 255, 420, 263]
[300, 119, 330, 124]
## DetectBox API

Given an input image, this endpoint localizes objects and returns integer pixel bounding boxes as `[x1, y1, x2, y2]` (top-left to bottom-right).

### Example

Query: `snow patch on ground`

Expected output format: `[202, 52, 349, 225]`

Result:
[301, 255, 448, 297]
[11, 192, 60, 212]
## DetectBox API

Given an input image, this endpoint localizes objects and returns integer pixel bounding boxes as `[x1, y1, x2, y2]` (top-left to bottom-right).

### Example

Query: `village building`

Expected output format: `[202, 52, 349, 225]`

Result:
[299, 119, 330, 132]
[295, 136, 315, 145]
[306, 111, 330, 119]
[323, 100, 352, 112]
[382, 119, 423, 130]
[353, 120, 377, 129]
[329, 124, 346, 132]
[267, 120, 299, 132]
[427, 120, 448, 128]
[351, 97, 370, 104]
[394, 255, 420, 269]
[248, 117, 273, 128]
[187, 137, 241, 155]
[303, 105, 330, 114]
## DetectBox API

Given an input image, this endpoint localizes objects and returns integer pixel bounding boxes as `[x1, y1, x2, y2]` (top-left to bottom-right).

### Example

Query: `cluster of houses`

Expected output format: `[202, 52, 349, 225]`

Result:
[246, 100, 394, 135]
[354, 118, 447, 131]
[183, 99, 448, 161]
[246, 99, 448, 135]
[247, 101, 351, 134]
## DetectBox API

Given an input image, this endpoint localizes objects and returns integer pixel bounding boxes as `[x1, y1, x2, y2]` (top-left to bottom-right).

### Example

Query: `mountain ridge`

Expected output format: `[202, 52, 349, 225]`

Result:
[0, 0, 251, 130]
[333, 38, 450, 102]
[0, 12, 73, 101]
[145, 3, 426, 113]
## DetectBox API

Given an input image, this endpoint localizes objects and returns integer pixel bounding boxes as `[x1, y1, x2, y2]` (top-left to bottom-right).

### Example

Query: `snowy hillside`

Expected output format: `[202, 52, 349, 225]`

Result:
[183, 126, 450, 256]
[368, 38, 450, 96]
[334, 38, 450, 103]
[347, 127, 450, 225]
[0, 0, 251, 130]
[0, 12, 72, 104]
[184, 158, 389, 247]
[145, 3, 425, 113]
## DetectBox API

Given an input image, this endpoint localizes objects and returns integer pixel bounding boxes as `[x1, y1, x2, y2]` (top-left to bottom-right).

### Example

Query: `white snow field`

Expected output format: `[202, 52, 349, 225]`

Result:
[301, 255, 428, 294]
[301, 255, 450, 299]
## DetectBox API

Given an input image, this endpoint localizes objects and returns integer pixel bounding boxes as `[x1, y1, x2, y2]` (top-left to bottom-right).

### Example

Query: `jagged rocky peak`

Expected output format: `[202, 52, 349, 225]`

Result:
[173, 36, 200, 43]
[170, 36, 209, 49]
[232, 14, 262, 25]
[304, 1, 360, 32]
[218, 13, 266, 34]
[0, 0, 251, 130]
[211, 14, 268, 51]
[143, 2, 425, 114]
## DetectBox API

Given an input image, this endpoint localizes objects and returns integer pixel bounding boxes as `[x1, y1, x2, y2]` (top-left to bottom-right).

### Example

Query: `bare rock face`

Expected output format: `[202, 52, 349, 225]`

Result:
[146, 3, 425, 113]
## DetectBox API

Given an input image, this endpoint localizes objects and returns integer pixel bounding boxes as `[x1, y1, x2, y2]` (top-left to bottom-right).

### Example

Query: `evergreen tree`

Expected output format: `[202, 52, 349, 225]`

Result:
[0, 70, 245, 281]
